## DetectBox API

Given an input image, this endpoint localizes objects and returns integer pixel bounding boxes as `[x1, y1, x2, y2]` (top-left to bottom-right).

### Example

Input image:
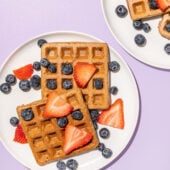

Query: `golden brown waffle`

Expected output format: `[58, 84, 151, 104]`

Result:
[127, 0, 170, 20]
[159, 13, 170, 39]
[41, 42, 110, 110]
[17, 89, 99, 165]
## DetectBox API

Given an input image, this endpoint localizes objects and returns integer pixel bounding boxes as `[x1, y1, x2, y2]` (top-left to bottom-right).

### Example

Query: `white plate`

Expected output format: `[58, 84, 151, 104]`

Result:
[0, 31, 139, 170]
[101, 0, 170, 69]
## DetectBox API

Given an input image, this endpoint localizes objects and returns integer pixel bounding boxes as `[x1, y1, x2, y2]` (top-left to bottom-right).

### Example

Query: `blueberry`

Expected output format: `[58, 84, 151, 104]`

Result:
[37, 39, 47, 48]
[48, 63, 57, 73]
[33, 61, 41, 71]
[0, 83, 11, 94]
[133, 20, 143, 30]
[93, 121, 98, 130]
[108, 61, 120, 72]
[115, 5, 128, 18]
[110, 86, 118, 95]
[5, 74, 16, 85]
[19, 80, 31, 92]
[143, 23, 151, 33]
[165, 23, 170, 32]
[57, 117, 68, 128]
[10, 117, 19, 127]
[99, 128, 110, 139]
[46, 79, 57, 90]
[164, 44, 170, 55]
[56, 161, 66, 170]
[102, 148, 113, 158]
[97, 143, 105, 152]
[30, 75, 41, 90]
[71, 110, 83, 120]
[149, 0, 158, 9]
[62, 80, 73, 90]
[61, 63, 73, 75]
[134, 34, 146, 46]
[66, 159, 78, 170]
[90, 110, 99, 121]
[40, 58, 50, 68]
[21, 109, 34, 121]
[93, 79, 103, 89]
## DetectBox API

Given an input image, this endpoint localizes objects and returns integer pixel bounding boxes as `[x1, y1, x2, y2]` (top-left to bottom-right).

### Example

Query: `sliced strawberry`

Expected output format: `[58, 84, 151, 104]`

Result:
[156, 0, 170, 11]
[44, 92, 73, 118]
[98, 99, 124, 129]
[73, 62, 97, 88]
[63, 125, 93, 154]
[13, 124, 27, 144]
[13, 64, 33, 80]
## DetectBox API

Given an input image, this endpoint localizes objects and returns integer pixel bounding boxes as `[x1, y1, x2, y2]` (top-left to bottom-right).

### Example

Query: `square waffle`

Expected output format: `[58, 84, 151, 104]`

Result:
[17, 89, 99, 165]
[127, 0, 170, 20]
[41, 42, 110, 110]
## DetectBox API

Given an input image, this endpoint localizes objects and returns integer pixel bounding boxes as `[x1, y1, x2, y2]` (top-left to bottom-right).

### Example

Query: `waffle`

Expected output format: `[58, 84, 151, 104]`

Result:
[159, 13, 170, 39]
[127, 0, 170, 20]
[17, 89, 99, 165]
[41, 42, 110, 110]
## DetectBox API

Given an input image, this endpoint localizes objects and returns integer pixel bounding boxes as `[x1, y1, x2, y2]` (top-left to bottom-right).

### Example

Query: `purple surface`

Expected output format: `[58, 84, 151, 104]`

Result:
[0, 0, 170, 170]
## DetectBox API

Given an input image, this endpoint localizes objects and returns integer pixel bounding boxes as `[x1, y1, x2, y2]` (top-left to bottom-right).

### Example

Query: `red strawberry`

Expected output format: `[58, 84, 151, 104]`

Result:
[98, 99, 124, 129]
[13, 64, 33, 80]
[63, 125, 93, 154]
[73, 62, 97, 88]
[13, 124, 27, 144]
[44, 92, 73, 118]
[156, 0, 170, 11]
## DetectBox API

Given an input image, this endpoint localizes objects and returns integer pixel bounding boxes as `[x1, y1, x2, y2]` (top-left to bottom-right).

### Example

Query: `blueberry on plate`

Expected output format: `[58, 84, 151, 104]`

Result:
[30, 75, 41, 90]
[134, 34, 146, 47]
[93, 79, 103, 89]
[143, 23, 151, 33]
[37, 39, 47, 48]
[5, 74, 16, 86]
[21, 109, 34, 121]
[71, 110, 83, 120]
[48, 63, 57, 73]
[19, 80, 31, 92]
[10, 117, 19, 127]
[56, 161, 66, 170]
[108, 61, 120, 72]
[66, 159, 78, 170]
[62, 79, 73, 90]
[90, 110, 99, 121]
[102, 148, 113, 158]
[99, 128, 110, 139]
[57, 117, 68, 128]
[0, 83, 11, 94]
[164, 44, 170, 55]
[110, 86, 118, 95]
[33, 61, 41, 71]
[46, 79, 57, 90]
[97, 143, 105, 152]
[165, 23, 170, 32]
[61, 63, 73, 75]
[133, 20, 143, 30]
[115, 5, 128, 18]
[40, 58, 50, 68]
[149, 0, 158, 9]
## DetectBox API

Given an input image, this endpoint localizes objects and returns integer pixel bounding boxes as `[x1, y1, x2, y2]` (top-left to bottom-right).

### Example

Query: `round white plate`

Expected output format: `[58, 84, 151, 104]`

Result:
[102, 0, 170, 69]
[0, 31, 139, 170]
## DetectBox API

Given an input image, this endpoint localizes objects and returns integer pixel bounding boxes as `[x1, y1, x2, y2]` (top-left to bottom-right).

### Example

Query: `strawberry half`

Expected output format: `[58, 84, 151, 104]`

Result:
[44, 92, 73, 118]
[98, 99, 124, 129]
[13, 64, 33, 80]
[73, 62, 97, 88]
[156, 0, 170, 11]
[63, 125, 93, 154]
[13, 124, 27, 144]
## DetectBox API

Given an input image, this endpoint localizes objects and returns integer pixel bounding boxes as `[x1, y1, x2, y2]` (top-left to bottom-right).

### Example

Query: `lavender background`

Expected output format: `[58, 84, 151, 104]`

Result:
[0, 0, 170, 169]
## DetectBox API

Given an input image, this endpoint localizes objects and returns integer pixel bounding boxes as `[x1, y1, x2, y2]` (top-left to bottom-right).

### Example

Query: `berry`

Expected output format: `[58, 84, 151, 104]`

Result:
[62, 80, 73, 90]
[164, 44, 170, 55]
[62, 63, 73, 75]
[37, 39, 47, 48]
[5, 74, 16, 85]
[134, 34, 146, 46]
[93, 79, 103, 89]
[99, 128, 110, 139]
[165, 23, 170, 32]
[108, 61, 120, 72]
[0, 83, 11, 94]
[56, 161, 66, 170]
[102, 148, 113, 158]
[71, 110, 83, 120]
[143, 23, 151, 33]
[66, 159, 78, 170]
[48, 63, 57, 73]
[21, 109, 34, 121]
[156, 0, 170, 11]
[90, 110, 99, 121]
[46, 79, 57, 90]
[133, 20, 143, 30]
[30, 75, 41, 90]
[97, 143, 105, 152]
[149, 0, 158, 9]
[33, 61, 41, 71]
[115, 5, 128, 18]
[57, 117, 68, 128]
[40, 58, 50, 68]
[19, 80, 31, 92]
[10, 117, 19, 127]
[110, 86, 118, 95]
